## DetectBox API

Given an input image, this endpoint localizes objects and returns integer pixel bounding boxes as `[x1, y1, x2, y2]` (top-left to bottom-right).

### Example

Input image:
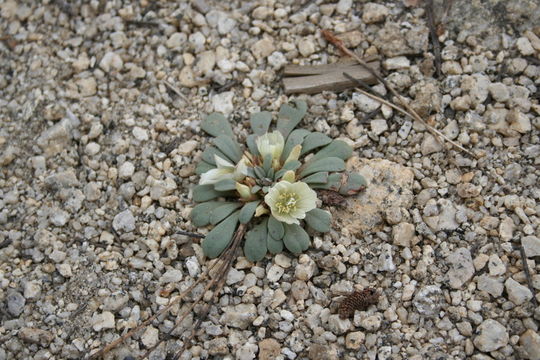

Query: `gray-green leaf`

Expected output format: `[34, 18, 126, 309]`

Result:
[338, 172, 367, 195]
[299, 157, 345, 178]
[250, 111, 272, 135]
[267, 234, 284, 254]
[193, 184, 225, 202]
[267, 216, 284, 240]
[310, 140, 353, 162]
[202, 211, 239, 258]
[274, 160, 301, 180]
[283, 223, 310, 254]
[277, 100, 308, 138]
[302, 171, 329, 184]
[191, 201, 222, 227]
[201, 113, 235, 138]
[239, 201, 260, 224]
[301, 132, 332, 155]
[210, 202, 242, 225]
[214, 178, 237, 191]
[195, 161, 215, 175]
[246, 134, 259, 156]
[305, 208, 332, 232]
[202, 146, 231, 165]
[281, 129, 310, 162]
[214, 135, 242, 163]
[244, 218, 268, 262]
[310, 173, 342, 191]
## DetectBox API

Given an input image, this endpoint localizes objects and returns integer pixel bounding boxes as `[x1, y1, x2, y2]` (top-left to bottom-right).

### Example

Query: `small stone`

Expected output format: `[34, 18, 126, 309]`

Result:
[488, 254, 506, 276]
[360, 314, 382, 332]
[345, 331, 365, 350]
[447, 248, 474, 289]
[516, 37, 535, 56]
[132, 126, 148, 141]
[18, 328, 54, 345]
[258, 338, 281, 360]
[298, 39, 316, 57]
[473, 319, 508, 352]
[392, 223, 415, 247]
[520, 329, 540, 360]
[23, 281, 41, 300]
[77, 77, 97, 97]
[208, 337, 228, 355]
[50, 209, 70, 226]
[267, 265, 284, 282]
[212, 91, 234, 115]
[252, 38, 275, 59]
[476, 275, 504, 297]
[378, 243, 395, 272]
[353, 93, 381, 112]
[291, 280, 309, 300]
[421, 133, 443, 155]
[488, 82, 510, 103]
[362, 3, 389, 23]
[118, 162, 135, 179]
[237, 343, 257, 360]
[267, 51, 287, 70]
[378, 346, 392, 360]
[141, 327, 159, 348]
[166, 32, 186, 49]
[457, 183, 481, 198]
[195, 50, 215, 75]
[295, 255, 316, 280]
[328, 314, 351, 335]
[507, 109, 532, 133]
[336, 0, 353, 14]
[370, 119, 388, 136]
[522, 236, 540, 257]
[7, 291, 25, 317]
[91, 311, 115, 331]
[99, 52, 123, 72]
[220, 304, 257, 329]
[499, 216, 514, 241]
[450, 95, 471, 111]
[160, 269, 183, 283]
[504, 278, 533, 305]
[383, 56, 410, 70]
[413, 285, 442, 316]
[226, 268, 244, 285]
[57, 263, 72, 277]
[113, 209, 136, 232]
[179, 66, 197, 87]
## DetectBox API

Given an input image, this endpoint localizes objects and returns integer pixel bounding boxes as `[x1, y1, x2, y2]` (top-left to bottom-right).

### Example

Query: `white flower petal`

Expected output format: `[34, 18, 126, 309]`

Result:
[256, 131, 284, 162]
[214, 155, 234, 169]
[199, 168, 234, 185]
[264, 180, 317, 225]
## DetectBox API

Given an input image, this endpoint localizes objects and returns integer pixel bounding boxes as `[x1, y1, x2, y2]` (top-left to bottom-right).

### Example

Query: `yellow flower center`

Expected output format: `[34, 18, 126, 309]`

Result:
[275, 192, 298, 215]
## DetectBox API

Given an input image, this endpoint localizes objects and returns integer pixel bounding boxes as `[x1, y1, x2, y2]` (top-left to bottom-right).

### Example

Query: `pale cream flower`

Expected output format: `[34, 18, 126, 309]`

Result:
[199, 155, 247, 185]
[235, 182, 252, 199]
[264, 181, 317, 224]
[256, 131, 284, 167]
[284, 144, 302, 164]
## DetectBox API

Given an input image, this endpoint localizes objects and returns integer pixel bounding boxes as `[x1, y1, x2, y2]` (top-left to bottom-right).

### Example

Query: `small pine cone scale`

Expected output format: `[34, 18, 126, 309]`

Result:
[338, 288, 379, 319]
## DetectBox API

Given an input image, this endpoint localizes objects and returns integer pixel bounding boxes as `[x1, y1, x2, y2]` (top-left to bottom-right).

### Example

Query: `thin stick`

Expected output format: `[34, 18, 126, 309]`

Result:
[426, 0, 442, 78]
[175, 230, 205, 239]
[162, 80, 188, 101]
[519, 245, 538, 307]
[323, 29, 477, 159]
[86, 258, 220, 359]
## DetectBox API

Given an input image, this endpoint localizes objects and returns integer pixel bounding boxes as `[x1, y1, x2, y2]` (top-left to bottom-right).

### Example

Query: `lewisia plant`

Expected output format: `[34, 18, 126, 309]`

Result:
[191, 100, 367, 261]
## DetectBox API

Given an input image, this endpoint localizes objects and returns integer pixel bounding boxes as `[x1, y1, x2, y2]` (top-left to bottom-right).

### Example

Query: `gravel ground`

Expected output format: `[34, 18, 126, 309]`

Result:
[1, 0, 539, 359]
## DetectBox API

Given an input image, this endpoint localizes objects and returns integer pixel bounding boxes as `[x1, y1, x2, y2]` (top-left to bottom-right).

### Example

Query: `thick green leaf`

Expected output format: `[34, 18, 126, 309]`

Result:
[254, 166, 266, 180]
[281, 129, 310, 162]
[277, 100, 308, 138]
[305, 208, 332, 232]
[310, 173, 342, 191]
[310, 140, 353, 162]
[267, 233, 284, 254]
[239, 201, 260, 224]
[214, 178, 237, 191]
[244, 218, 268, 261]
[201, 113, 234, 138]
[251, 185, 261, 194]
[262, 154, 273, 174]
[202, 211, 239, 258]
[246, 134, 259, 156]
[302, 171, 329, 184]
[191, 201, 222, 227]
[193, 184, 223, 202]
[250, 111, 272, 135]
[267, 216, 284, 240]
[283, 223, 310, 254]
[210, 202, 242, 225]
[299, 157, 345, 178]
[202, 146, 231, 165]
[301, 132, 332, 155]
[339, 172, 368, 195]
[274, 160, 301, 180]
[214, 135, 242, 163]
[195, 161, 215, 175]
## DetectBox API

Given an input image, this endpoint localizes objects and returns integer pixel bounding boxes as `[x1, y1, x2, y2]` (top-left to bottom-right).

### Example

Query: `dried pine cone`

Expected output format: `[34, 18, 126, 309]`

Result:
[338, 288, 379, 319]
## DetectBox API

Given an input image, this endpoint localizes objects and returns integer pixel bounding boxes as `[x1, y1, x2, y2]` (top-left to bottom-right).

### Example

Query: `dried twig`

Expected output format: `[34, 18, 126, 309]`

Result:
[162, 80, 188, 101]
[519, 244, 538, 307]
[425, 0, 442, 78]
[322, 29, 476, 158]
[175, 229, 205, 239]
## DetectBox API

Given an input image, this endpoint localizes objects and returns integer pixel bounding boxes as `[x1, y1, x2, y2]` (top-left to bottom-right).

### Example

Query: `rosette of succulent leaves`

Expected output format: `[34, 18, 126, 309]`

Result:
[191, 100, 367, 262]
